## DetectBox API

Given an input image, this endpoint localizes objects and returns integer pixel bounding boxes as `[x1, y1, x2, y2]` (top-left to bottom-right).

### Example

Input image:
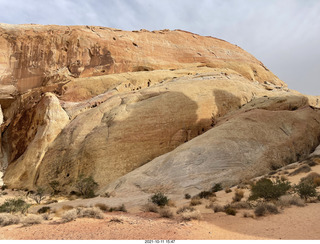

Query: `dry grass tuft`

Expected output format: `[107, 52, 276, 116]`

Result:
[167, 199, 176, 207]
[212, 204, 224, 213]
[0, 213, 20, 226]
[159, 207, 174, 219]
[176, 206, 195, 214]
[141, 203, 159, 213]
[254, 202, 279, 217]
[22, 214, 43, 226]
[181, 209, 202, 221]
[61, 209, 77, 222]
[94, 203, 109, 212]
[109, 217, 123, 223]
[278, 195, 305, 207]
[189, 198, 202, 206]
[232, 189, 244, 202]
[230, 201, 251, 209]
[243, 211, 254, 218]
[78, 207, 104, 219]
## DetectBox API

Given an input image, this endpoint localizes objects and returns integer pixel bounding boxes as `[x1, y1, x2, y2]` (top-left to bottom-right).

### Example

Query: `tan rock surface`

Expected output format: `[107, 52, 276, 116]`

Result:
[101, 106, 320, 199]
[0, 23, 319, 197]
[3, 93, 69, 189]
[0, 23, 284, 95]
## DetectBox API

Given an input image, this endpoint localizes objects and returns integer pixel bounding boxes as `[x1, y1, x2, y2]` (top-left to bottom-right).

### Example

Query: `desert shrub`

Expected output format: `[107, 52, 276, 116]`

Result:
[301, 172, 320, 183]
[150, 192, 169, 207]
[61, 209, 77, 222]
[181, 209, 202, 221]
[22, 214, 43, 226]
[230, 201, 251, 209]
[225, 187, 232, 193]
[141, 203, 159, 213]
[159, 207, 174, 218]
[249, 178, 291, 201]
[313, 177, 320, 187]
[198, 190, 216, 199]
[189, 198, 202, 206]
[212, 183, 223, 192]
[37, 206, 51, 214]
[212, 204, 225, 213]
[176, 206, 195, 214]
[49, 180, 60, 195]
[243, 211, 254, 218]
[184, 193, 191, 199]
[225, 207, 237, 216]
[205, 201, 215, 209]
[30, 187, 46, 204]
[78, 207, 104, 219]
[294, 180, 317, 200]
[109, 204, 127, 212]
[232, 189, 244, 202]
[0, 213, 20, 226]
[94, 203, 109, 212]
[289, 165, 311, 176]
[254, 203, 279, 217]
[0, 198, 30, 214]
[254, 205, 267, 216]
[278, 195, 305, 207]
[109, 217, 123, 223]
[75, 175, 98, 198]
[42, 213, 51, 221]
[265, 203, 279, 214]
[167, 199, 176, 207]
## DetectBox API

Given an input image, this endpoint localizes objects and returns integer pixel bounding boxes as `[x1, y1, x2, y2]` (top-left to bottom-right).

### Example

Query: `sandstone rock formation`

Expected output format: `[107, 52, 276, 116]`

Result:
[0, 24, 319, 196]
[101, 106, 320, 198]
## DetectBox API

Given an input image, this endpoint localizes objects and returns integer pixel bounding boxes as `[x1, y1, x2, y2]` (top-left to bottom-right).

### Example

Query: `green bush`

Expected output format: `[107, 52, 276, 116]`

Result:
[75, 175, 99, 198]
[198, 191, 215, 199]
[0, 198, 30, 214]
[294, 180, 317, 200]
[30, 187, 46, 204]
[150, 192, 169, 207]
[184, 193, 191, 199]
[212, 183, 223, 192]
[249, 178, 291, 201]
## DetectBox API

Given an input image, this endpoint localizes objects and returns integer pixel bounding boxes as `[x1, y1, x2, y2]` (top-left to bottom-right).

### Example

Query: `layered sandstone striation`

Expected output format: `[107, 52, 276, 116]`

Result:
[0, 24, 319, 195]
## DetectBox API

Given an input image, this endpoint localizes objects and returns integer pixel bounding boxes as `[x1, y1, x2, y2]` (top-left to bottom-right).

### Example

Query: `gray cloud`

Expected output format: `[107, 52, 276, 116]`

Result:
[0, 0, 319, 95]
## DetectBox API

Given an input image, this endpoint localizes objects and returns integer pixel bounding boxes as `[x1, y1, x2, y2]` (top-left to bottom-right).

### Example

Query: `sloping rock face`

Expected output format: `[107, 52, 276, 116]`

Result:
[0, 24, 319, 194]
[101, 106, 320, 198]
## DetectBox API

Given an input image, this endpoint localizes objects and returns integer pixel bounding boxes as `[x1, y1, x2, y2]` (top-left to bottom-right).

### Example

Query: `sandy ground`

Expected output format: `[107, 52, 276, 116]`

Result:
[0, 203, 319, 240]
[0, 160, 320, 240]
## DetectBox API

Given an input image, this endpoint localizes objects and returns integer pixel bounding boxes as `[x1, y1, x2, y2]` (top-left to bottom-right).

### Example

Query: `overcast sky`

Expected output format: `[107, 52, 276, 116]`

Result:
[0, 0, 319, 95]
